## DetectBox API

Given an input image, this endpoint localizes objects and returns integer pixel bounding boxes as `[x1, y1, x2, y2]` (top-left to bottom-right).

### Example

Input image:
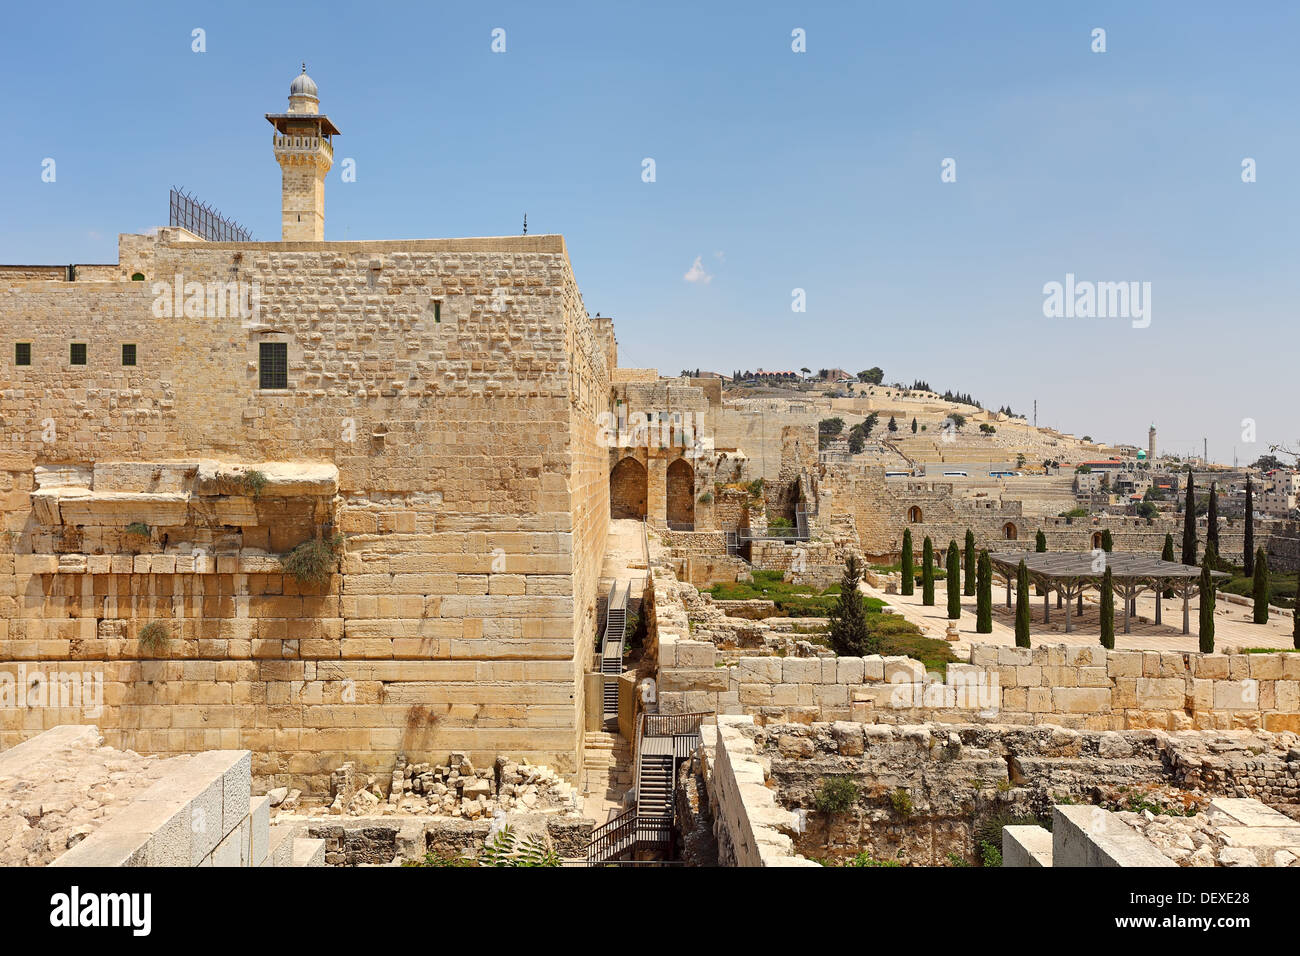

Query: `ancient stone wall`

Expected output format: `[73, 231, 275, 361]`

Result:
[659, 632, 1300, 732]
[820, 464, 1258, 562]
[0, 230, 611, 790]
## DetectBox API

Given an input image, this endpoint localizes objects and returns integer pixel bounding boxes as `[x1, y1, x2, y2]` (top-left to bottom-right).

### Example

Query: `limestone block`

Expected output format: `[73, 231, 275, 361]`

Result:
[836, 657, 864, 684]
[1213, 681, 1260, 711]
[862, 656, 885, 681]
[1135, 678, 1184, 710]
[674, 641, 716, 668]
[1052, 687, 1111, 714]
[1192, 655, 1229, 679]
[883, 656, 925, 682]
[1107, 651, 1142, 678]
[997, 646, 1033, 666]
[781, 658, 821, 683]
[1248, 654, 1285, 680]
[736, 657, 782, 683]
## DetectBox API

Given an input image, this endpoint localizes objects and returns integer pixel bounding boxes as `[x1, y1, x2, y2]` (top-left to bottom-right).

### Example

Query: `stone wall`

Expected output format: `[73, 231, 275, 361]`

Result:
[0, 229, 612, 790]
[819, 464, 1259, 562]
[659, 633, 1300, 732]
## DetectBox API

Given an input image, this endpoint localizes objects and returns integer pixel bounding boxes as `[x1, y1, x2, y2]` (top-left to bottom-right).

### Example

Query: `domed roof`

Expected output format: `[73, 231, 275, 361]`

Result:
[289, 64, 317, 98]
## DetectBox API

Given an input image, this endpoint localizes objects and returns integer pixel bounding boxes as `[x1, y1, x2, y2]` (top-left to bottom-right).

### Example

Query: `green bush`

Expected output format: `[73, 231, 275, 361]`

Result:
[124, 522, 150, 537]
[281, 532, 344, 586]
[814, 776, 860, 814]
[889, 788, 913, 817]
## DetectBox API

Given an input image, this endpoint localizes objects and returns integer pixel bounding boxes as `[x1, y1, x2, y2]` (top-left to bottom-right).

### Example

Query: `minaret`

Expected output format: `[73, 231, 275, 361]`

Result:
[1148, 424, 1157, 462]
[266, 65, 339, 241]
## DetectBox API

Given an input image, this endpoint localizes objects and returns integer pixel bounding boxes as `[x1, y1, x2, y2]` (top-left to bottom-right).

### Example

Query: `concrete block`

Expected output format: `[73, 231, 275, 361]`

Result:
[1052, 805, 1176, 867]
[1003, 825, 1052, 867]
[250, 795, 271, 867]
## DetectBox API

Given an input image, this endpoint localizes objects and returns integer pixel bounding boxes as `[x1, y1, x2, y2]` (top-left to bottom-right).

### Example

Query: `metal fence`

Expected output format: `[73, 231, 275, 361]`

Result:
[169, 187, 253, 242]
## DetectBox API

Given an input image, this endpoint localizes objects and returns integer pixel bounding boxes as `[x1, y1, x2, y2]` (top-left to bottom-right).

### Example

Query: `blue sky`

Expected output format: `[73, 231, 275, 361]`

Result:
[2, 1, 1296, 463]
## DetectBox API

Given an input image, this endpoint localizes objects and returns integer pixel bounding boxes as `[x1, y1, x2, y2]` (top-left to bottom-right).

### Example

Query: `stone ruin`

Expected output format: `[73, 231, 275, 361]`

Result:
[307, 752, 580, 821]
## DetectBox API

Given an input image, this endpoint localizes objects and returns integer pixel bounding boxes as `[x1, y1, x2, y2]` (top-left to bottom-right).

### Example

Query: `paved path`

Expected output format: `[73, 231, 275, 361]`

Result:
[862, 577, 1297, 657]
[599, 518, 647, 591]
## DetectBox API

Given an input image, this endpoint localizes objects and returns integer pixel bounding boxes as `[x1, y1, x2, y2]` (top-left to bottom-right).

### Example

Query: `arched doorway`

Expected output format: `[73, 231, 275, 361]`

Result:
[666, 458, 695, 528]
[1003, 523, 1018, 540]
[907, 506, 923, 523]
[610, 457, 648, 519]
[1092, 531, 1104, 549]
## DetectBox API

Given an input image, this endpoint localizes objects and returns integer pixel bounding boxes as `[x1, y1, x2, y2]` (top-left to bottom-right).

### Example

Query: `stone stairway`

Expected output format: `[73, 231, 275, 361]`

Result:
[582, 730, 633, 809]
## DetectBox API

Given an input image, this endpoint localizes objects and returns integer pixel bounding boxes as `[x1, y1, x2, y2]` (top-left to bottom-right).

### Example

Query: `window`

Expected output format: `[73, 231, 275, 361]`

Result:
[14, 343, 31, 366]
[70, 343, 87, 365]
[121, 344, 137, 366]
[130, 272, 145, 281]
[433, 300, 441, 323]
[259, 341, 288, 389]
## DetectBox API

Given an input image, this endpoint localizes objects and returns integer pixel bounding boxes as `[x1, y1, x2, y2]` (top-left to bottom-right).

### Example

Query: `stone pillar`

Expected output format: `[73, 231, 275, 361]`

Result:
[647, 455, 668, 525]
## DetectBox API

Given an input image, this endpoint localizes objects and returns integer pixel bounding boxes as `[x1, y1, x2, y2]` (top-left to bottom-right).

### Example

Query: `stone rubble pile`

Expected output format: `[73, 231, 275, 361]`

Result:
[1114, 801, 1300, 867]
[305, 754, 579, 820]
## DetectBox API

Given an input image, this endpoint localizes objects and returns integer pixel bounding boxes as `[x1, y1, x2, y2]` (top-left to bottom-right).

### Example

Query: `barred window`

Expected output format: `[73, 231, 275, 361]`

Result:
[15, 343, 31, 366]
[259, 341, 288, 389]
[70, 343, 87, 365]
[121, 343, 137, 366]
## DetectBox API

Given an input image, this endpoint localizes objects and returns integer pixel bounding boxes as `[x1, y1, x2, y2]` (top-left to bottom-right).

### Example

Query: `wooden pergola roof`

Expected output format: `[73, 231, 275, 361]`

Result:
[988, 551, 1227, 584]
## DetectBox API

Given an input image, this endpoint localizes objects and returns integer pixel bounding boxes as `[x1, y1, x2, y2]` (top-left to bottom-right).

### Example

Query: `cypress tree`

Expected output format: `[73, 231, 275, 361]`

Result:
[828, 555, 873, 656]
[1014, 559, 1031, 648]
[1161, 533, 1175, 598]
[976, 550, 992, 633]
[963, 529, 976, 596]
[1206, 482, 1219, 559]
[1099, 566, 1115, 649]
[1293, 590, 1300, 650]
[1252, 548, 1269, 625]
[1182, 471, 1197, 565]
[1244, 476, 1255, 577]
[1100, 529, 1113, 552]
[1035, 529, 1047, 552]
[946, 541, 961, 619]
[901, 529, 914, 595]
[922, 537, 935, 606]
[911, 416, 918, 433]
[1198, 561, 1215, 653]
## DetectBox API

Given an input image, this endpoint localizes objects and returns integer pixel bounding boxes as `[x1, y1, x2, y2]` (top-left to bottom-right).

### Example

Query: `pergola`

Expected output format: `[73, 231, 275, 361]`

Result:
[987, 551, 1228, 636]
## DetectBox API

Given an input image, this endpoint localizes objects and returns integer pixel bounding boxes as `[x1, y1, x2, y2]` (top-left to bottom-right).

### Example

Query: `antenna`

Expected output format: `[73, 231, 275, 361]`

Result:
[522, 213, 527, 235]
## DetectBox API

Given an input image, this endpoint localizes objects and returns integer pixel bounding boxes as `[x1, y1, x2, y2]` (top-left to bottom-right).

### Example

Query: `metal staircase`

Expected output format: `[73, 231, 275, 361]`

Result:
[599, 581, 629, 720]
[584, 712, 708, 865]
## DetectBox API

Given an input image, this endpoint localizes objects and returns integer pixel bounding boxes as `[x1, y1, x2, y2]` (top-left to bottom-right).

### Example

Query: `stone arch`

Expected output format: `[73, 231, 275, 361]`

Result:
[609, 457, 648, 519]
[1003, 522, 1018, 540]
[907, 505, 923, 523]
[666, 458, 695, 528]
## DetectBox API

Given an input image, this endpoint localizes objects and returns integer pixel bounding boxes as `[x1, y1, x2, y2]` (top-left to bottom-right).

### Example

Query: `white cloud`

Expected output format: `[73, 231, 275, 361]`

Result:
[683, 255, 712, 284]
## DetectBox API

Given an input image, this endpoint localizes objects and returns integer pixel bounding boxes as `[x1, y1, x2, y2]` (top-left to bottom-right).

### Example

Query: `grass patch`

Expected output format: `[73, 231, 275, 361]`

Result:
[1217, 568, 1296, 609]
[124, 522, 150, 537]
[1242, 647, 1300, 654]
[706, 569, 850, 616]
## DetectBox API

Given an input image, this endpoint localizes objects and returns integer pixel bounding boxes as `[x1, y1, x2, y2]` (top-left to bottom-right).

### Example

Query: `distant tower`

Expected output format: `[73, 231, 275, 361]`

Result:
[266, 65, 339, 241]
[1148, 424, 1157, 462]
